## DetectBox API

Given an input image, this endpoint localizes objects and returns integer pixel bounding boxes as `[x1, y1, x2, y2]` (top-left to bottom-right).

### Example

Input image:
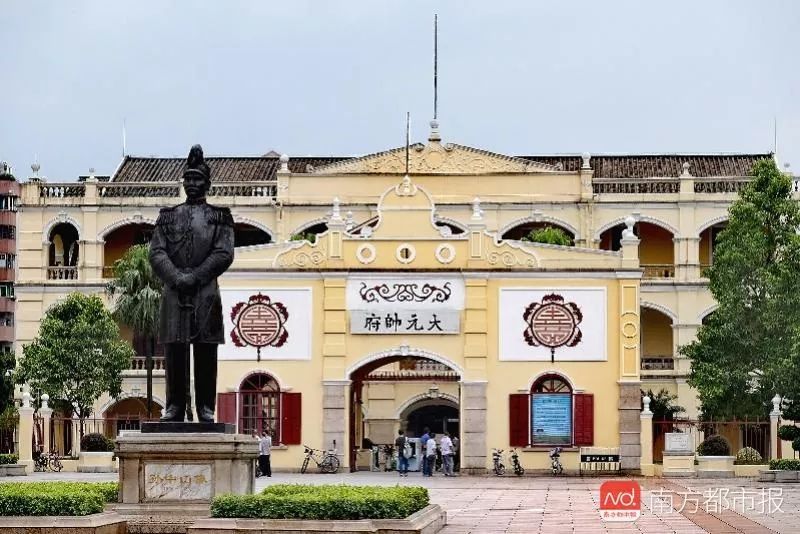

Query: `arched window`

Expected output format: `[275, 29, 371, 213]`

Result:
[239, 373, 280, 439]
[530, 374, 573, 446]
[509, 373, 593, 448]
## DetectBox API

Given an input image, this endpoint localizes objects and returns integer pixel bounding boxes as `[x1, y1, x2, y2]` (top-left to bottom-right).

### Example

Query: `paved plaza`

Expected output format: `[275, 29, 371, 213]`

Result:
[14, 471, 798, 533]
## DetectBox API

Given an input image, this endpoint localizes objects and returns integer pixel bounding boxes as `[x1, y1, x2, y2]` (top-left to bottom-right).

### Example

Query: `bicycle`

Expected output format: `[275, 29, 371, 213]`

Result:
[509, 448, 524, 476]
[549, 447, 563, 475]
[33, 450, 63, 473]
[300, 445, 340, 474]
[492, 448, 505, 476]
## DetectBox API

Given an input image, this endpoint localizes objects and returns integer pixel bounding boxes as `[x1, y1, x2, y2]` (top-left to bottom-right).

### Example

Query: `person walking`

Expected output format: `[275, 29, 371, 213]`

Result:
[424, 432, 437, 477]
[440, 432, 454, 476]
[419, 427, 431, 477]
[452, 435, 460, 472]
[395, 429, 409, 477]
[258, 430, 272, 477]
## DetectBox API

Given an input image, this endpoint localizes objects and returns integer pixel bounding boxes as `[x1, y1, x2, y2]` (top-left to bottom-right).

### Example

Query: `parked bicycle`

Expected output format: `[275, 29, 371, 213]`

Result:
[509, 448, 524, 476]
[549, 447, 563, 475]
[300, 445, 340, 474]
[492, 448, 505, 476]
[33, 450, 63, 473]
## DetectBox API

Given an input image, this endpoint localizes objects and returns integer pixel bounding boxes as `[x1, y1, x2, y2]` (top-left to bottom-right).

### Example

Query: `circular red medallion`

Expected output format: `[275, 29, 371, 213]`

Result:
[530, 303, 578, 347]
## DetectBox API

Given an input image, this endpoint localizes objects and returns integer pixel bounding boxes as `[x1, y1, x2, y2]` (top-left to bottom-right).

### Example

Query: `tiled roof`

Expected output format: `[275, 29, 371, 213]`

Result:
[113, 153, 773, 182]
[518, 154, 773, 178]
[113, 156, 349, 182]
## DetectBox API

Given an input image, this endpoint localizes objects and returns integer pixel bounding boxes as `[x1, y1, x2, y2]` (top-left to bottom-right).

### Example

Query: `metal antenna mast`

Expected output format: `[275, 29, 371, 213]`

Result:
[433, 14, 438, 120]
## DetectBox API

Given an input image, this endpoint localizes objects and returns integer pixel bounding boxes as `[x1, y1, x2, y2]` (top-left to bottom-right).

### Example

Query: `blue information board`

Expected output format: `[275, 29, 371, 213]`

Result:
[531, 394, 572, 445]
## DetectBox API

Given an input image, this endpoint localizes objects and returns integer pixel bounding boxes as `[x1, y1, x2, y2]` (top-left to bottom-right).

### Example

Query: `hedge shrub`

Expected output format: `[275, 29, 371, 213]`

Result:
[734, 447, 764, 465]
[769, 459, 800, 471]
[211, 484, 429, 520]
[697, 435, 731, 456]
[0, 454, 18, 465]
[80, 432, 114, 452]
[0, 482, 118, 516]
[777, 425, 800, 442]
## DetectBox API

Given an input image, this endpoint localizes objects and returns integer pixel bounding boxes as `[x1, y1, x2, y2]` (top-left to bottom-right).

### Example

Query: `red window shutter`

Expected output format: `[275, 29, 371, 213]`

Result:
[281, 392, 302, 445]
[573, 393, 594, 446]
[216, 392, 237, 426]
[509, 394, 530, 447]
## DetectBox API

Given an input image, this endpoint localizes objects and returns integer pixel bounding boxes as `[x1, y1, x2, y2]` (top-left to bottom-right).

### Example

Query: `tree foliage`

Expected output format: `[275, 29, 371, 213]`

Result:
[106, 244, 161, 342]
[641, 389, 685, 420]
[0, 350, 14, 414]
[522, 226, 573, 246]
[681, 160, 800, 418]
[16, 293, 133, 422]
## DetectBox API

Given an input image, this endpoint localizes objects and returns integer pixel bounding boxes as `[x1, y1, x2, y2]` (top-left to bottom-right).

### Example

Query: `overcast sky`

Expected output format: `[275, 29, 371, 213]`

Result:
[1, 0, 798, 180]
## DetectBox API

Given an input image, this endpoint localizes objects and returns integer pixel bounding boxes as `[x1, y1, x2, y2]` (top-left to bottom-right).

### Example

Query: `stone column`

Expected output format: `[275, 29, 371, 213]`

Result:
[322, 380, 349, 460]
[640, 395, 654, 476]
[71, 416, 81, 457]
[618, 381, 642, 472]
[460, 381, 487, 474]
[39, 394, 53, 453]
[17, 387, 34, 472]
[770, 394, 781, 460]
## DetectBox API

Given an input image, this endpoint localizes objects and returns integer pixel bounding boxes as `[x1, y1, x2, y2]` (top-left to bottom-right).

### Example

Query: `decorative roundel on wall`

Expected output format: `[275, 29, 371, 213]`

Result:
[435, 243, 456, 264]
[356, 243, 376, 264]
[395, 243, 416, 264]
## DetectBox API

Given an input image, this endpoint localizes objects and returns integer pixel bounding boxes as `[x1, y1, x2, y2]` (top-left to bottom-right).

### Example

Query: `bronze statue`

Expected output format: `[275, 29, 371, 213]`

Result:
[150, 145, 234, 423]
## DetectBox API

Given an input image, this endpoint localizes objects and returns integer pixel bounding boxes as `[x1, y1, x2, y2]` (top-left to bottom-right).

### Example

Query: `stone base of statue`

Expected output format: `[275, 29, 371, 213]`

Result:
[114, 425, 259, 533]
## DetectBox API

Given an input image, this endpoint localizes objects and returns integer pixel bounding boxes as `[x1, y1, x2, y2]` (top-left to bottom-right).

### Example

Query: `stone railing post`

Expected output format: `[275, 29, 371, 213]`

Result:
[39, 394, 53, 453]
[620, 215, 640, 270]
[71, 416, 81, 457]
[276, 154, 290, 203]
[640, 395, 654, 476]
[770, 394, 781, 460]
[17, 386, 35, 472]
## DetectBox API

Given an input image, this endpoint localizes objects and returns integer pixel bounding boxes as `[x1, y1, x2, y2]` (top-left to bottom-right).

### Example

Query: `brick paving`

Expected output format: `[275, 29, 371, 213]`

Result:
[14, 470, 799, 533]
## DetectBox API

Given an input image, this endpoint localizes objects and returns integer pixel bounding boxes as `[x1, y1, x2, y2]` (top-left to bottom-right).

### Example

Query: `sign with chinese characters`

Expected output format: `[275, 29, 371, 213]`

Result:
[499, 288, 607, 361]
[665, 433, 693, 453]
[531, 394, 572, 445]
[347, 278, 464, 335]
[350, 310, 459, 334]
[221, 289, 312, 360]
[144, 463, 212, 502]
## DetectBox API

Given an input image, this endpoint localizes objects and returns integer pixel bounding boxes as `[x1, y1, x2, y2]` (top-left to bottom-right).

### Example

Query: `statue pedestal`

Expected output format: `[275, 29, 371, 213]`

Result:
[115, 427, 258, 533]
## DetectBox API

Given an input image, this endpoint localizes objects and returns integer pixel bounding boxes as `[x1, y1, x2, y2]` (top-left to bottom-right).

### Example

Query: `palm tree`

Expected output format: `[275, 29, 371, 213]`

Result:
[106, 244, 161, 418]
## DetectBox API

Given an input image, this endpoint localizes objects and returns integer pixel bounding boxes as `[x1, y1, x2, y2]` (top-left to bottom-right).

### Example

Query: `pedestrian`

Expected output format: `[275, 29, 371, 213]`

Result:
[419, 427, 431, 476]
[452, 435, 460, 472]
[440, 431, 454, 476]
[258, 430, 272, 477]
[424, 432, 437, 477]
[395, 429, 409, 477]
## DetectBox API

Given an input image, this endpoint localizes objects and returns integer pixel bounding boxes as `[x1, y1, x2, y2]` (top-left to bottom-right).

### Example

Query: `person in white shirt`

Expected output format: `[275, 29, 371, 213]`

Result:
[424, 432, 437, 477]
[259, 430, 272, 477]
[440, 432, 454, 476]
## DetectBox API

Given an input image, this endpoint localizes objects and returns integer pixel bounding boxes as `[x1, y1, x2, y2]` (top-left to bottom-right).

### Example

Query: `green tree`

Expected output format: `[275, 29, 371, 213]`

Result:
[106, 244, 162, 418]
[16, 293, 133, 434]
[522, 226, 573, 246]
[680, 159, 800, 418]
[641, 389, 685, 420]
[0, 350, 15, 414]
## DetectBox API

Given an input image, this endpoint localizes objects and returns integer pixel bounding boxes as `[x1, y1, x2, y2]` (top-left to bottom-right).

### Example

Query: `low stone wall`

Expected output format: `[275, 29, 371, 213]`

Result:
[188, 504, 447, 534]
[0, 511, 126, 533]
[0, 465, 26, 477]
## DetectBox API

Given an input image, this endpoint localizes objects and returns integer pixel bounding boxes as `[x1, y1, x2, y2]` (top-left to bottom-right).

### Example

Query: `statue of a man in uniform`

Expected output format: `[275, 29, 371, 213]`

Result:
[150, 145, 234, 423]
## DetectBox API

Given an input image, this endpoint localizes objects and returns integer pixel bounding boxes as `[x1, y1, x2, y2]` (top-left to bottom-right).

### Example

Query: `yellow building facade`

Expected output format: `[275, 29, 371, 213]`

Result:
[14, 127, 778, 472]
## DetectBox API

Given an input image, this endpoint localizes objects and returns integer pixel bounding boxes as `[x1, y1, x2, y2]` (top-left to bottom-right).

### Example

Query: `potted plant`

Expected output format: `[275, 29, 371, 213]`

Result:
[77, 433, 115, 473]
[734, 447, 767, 477]
[696, 435, 735, 478]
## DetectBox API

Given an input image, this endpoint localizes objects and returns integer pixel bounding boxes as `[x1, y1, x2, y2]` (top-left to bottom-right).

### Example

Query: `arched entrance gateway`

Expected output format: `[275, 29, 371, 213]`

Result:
[347, 354, 461, 471]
